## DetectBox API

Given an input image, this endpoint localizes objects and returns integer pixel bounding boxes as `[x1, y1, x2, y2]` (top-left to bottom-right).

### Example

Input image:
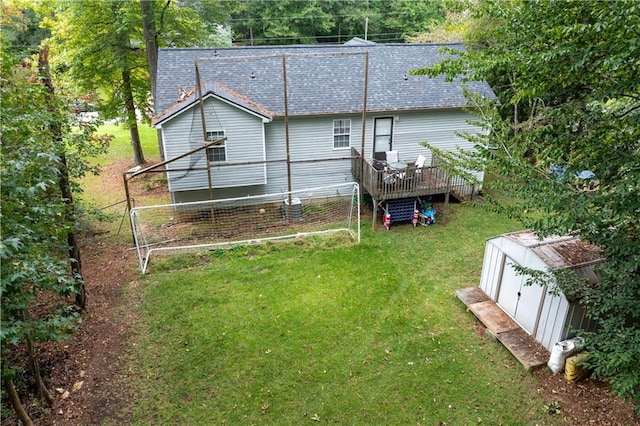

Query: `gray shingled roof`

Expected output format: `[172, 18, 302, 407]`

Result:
[154, 42, 495, 125]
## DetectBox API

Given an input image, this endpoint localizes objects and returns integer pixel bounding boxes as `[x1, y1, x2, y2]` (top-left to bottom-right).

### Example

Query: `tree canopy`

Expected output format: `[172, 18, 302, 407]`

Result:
[38, 0, 219, 165]
[228, 0, 445, 45]
[1, 33, 108, 424]
[415, 0, 640, 407]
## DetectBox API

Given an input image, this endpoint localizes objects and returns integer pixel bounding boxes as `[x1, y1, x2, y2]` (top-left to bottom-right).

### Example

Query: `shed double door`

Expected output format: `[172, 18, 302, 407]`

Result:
[497, 257, 544, 335]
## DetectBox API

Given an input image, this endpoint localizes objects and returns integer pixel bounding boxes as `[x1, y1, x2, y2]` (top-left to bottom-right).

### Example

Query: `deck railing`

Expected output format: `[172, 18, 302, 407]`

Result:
[351, 148, 472, 201]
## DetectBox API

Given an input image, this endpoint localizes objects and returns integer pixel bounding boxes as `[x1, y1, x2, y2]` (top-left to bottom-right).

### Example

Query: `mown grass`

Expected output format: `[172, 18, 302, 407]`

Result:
[81, 122, 159, 206]
[126, 207, 563, 425]
[84, 125, 562, 424]
[79, 123, 161, 237]
[93, 122, 159, 165]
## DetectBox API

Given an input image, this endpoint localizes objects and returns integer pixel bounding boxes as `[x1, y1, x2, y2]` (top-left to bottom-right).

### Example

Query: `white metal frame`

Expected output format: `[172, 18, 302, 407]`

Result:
[130, 183, 360, 274]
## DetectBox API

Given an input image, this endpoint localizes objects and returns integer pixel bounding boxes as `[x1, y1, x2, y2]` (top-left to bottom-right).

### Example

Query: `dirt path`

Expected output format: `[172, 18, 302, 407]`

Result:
[39, 233, 139, 425]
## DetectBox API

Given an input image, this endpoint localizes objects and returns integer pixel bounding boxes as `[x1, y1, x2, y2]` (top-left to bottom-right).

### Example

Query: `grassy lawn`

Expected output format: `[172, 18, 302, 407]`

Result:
[92, 122, 159, 165]
[81, 122, 159, 204]
[79, 123, 162, 235]
[127, 209, 564, 425]
[86, 125, 562, 424]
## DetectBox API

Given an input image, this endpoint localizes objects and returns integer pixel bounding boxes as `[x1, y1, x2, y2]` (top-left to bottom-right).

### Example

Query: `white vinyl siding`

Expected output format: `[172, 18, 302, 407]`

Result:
[263, 115, 357, 194]
[161, 97, 266, 193]
[333, 119, 351, 149]
[163, 106, 486, 200]
[374, 110, 482, 165]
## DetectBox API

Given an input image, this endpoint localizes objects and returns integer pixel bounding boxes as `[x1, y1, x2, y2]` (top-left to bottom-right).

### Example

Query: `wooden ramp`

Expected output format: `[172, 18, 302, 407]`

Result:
[456, 287, 550, 371]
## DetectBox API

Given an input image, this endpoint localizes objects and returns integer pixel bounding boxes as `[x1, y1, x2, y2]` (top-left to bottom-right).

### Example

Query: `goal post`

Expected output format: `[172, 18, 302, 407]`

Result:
[130, 182, 360, 273]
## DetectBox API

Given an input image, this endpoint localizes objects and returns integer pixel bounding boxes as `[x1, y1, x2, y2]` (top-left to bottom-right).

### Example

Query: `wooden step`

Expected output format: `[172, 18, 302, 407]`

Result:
[456, 287, 550, 371]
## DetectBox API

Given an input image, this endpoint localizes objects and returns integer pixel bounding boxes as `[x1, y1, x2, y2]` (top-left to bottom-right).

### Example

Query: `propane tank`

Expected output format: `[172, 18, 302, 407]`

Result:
[383, 212, 391, 230]
[412, 209, 419, 227]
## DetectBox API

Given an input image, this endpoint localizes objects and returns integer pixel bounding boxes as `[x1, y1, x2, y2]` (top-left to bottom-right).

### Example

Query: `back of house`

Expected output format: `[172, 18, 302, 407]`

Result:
[152, 40, 495, 204]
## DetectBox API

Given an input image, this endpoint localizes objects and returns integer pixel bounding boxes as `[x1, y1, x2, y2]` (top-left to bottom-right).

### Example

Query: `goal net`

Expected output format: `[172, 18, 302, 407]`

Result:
[130, 182, 360, 273]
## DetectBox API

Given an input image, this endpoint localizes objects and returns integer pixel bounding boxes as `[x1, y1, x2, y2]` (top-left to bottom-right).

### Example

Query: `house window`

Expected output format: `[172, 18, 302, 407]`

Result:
[206, 130, 226, 162]
[333, 119, 351, 149]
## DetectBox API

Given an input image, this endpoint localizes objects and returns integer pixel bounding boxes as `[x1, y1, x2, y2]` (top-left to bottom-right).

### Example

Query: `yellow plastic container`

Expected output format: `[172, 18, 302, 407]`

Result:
[564, 351, 590, 383]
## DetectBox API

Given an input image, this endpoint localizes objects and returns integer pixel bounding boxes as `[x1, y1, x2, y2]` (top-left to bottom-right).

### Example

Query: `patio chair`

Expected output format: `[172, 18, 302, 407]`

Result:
[414, 154, 427, 174]
[372, 158, 386, 171]
[385, 150, 399, 163]
[403, 166, 417, 181]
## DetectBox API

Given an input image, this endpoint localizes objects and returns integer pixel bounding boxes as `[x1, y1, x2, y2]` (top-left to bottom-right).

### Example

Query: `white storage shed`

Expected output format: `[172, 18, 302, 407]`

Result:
[478, 230, 602, 351]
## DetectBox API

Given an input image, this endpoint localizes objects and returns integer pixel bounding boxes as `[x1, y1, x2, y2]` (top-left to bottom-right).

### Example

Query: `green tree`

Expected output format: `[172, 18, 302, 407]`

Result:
[380, 0, 445, 39]
[41, 0, 150, 165]
[0, 42, 107, 423]
[228, 0, 444, 45]
[0, 1, 50, 56]
[229, 0, 337, 45]
[415, 0, 640, 408]
[140, 0, 229, 159]
[39, 1, 225, 164]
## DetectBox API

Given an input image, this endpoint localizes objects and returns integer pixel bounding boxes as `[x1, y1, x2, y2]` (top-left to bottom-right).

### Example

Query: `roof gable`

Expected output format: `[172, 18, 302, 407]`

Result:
[154, 42, 496, 124]
[153, 81, 274, 126]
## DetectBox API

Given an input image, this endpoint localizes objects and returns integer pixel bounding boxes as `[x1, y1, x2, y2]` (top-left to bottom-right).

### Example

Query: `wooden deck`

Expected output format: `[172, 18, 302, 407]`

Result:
[351, 148, 472, 202]
[456, 287, 550, 370]
[350, 148, 480, 229]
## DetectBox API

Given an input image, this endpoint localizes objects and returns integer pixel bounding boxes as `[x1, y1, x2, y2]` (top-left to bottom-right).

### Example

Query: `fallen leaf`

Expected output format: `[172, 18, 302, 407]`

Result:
[72, 381, 84, 392]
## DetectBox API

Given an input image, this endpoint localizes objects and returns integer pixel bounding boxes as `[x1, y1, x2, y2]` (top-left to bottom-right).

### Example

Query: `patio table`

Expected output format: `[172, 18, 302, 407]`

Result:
[388, 161, 407, 171]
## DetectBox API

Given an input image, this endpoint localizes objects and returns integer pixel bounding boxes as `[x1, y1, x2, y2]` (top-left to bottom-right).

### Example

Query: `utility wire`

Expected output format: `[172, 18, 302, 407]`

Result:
[232, 32, 408, 44]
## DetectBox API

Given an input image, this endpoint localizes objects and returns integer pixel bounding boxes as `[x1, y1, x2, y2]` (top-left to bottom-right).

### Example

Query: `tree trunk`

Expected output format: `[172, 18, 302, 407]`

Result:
[113, 2, 145, 166]
[38, 46, 87, 310]
[122, 68, 146, 166]
[63, 154, 87, 310]
[140, 0, 166, 160]
[140, 0, 159, 102]
[18, 309, 54, 406]
[4, 377, 34, 426]
[26, 333, 54, 405]
[510, 73, 519, 134]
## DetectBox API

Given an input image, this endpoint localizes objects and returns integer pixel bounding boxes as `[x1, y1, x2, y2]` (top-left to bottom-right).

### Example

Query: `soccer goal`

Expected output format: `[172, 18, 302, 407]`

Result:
[130, 182, 360, 273]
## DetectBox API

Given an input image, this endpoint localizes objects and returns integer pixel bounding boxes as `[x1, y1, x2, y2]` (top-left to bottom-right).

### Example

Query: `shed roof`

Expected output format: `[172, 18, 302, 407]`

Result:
[154, 41, 495, 125]
[500, 230, 603, 269]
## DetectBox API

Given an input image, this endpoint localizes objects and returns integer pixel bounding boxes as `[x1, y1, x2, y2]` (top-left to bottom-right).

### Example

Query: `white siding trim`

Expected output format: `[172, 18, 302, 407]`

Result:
[159, 126, 174, 192]
[154, 93, 272, 128]
[261, 122, 268, 183]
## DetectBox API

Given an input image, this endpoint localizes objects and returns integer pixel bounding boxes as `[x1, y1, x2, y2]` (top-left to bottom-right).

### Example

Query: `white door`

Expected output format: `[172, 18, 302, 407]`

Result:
[497, 258, 544, 335]
[497, 258, 521, 318]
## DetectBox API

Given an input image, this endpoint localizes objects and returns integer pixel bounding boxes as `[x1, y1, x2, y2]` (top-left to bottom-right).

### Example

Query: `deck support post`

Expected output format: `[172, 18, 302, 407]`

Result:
[371, 198, 378, 230]
[443, 189, 450, 225]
